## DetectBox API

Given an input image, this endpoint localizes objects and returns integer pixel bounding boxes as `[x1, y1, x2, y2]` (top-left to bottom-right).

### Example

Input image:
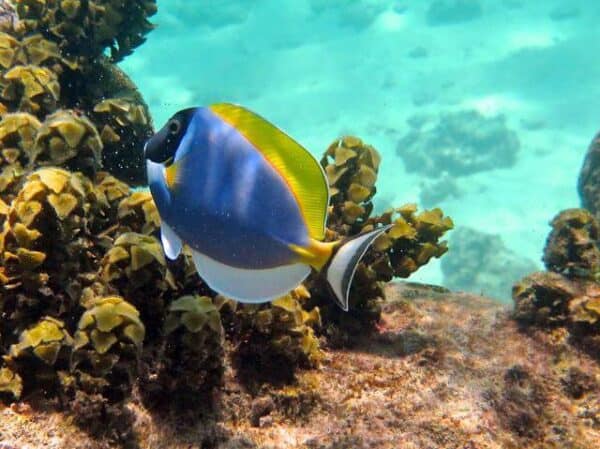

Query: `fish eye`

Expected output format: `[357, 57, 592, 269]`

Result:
[168, 119, 181, 135]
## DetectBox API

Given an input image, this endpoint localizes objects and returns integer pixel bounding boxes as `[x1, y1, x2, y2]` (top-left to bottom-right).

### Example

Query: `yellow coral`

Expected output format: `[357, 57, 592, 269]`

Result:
[32, 110, 103, 168]
[9, 316, 73, 365]
[0, 366, 23, 398]
[75, 296, 145, 354]
[2, 64, 60, 113]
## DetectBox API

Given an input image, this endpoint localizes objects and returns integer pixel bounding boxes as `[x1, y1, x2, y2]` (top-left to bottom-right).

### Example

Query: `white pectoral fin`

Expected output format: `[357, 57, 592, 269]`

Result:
[160, 221, 183, 260]
[190, 249, 310, 303]
[326, 225, 393, 311]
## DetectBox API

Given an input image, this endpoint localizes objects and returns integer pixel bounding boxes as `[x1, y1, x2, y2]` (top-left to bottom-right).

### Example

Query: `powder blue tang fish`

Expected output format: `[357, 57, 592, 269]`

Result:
[144, 103, 389, 310]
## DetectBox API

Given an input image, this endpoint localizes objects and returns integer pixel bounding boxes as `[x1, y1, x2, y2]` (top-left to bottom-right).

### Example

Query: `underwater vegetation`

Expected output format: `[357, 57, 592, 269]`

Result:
[513, 207, 600, 359]
[305, 136, 453, 345]
[0, 1, 452, 445]
[513, 143, 600, 360]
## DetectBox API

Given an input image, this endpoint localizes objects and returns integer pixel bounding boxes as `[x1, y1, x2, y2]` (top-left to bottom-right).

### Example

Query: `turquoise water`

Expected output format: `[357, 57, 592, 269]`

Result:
[123, 0, 600, 301]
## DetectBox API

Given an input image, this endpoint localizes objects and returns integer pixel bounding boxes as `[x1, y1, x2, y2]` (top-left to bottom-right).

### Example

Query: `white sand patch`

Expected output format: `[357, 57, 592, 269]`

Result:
[507, 30, 557, 51]
[374, 10, 406, 32]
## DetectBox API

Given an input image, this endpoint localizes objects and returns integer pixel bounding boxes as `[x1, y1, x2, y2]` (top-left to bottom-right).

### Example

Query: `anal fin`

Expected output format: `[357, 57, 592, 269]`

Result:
[190, 249, 310, 303]
[161, 221, 183, 260]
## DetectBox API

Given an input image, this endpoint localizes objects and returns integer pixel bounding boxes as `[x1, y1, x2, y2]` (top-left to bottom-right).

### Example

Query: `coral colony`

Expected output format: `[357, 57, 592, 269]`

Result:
[0, 0, 451, 440]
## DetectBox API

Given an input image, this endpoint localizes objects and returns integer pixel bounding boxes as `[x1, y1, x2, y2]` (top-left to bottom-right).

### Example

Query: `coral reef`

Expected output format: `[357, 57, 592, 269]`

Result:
[542, 208, 600, 279]
[309, 136, 453, 345]
[0, 3, 452, 447]
[419, 174, 461, 207]
[1, 283, 599, 449]
[578, 131, 600, 219]
[442, 226, 538, 301]
[13, 0, 157, 62]
[230, 286, 322, 388]
[513, 208, 600, 359]
[139, 295, 225, 411]
[396, 109, 520, 177]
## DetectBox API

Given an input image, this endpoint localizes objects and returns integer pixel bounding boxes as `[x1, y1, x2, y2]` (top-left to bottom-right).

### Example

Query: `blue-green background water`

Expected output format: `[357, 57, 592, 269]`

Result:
[122, 0, 600, 301]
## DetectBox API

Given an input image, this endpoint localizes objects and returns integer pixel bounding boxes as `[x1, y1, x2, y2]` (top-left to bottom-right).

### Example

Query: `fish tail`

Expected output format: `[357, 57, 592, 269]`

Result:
[324, 225, 392, 311]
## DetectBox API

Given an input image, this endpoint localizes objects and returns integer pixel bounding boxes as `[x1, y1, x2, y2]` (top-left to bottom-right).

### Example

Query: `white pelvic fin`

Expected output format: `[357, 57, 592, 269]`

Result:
[190, 249, 311, 303]
[160, 221, 183, 260]
[326, 225, 392, 311]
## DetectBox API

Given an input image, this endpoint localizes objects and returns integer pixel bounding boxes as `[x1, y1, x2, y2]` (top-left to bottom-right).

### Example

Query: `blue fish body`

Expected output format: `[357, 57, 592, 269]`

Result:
[145, 103, 390, 309]
[148, 107, 308, 269]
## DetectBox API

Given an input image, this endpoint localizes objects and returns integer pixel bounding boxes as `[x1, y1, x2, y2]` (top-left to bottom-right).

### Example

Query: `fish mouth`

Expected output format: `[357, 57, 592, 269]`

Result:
[143, 125, 172, 164]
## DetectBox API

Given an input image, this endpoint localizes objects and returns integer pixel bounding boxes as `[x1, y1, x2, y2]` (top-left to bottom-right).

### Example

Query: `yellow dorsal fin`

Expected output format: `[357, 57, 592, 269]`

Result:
[209, 103, 329, 240]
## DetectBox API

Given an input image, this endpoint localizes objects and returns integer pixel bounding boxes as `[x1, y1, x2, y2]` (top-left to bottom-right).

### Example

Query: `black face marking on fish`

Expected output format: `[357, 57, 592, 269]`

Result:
[144, 108, 197, 165]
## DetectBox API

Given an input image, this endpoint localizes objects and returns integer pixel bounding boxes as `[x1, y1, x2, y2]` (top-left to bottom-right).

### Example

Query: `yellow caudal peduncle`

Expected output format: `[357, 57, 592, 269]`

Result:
[289, 239, 338, 270]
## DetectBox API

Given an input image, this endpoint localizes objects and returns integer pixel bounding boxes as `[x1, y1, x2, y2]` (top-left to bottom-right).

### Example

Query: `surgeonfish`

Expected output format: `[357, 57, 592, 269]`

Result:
[144, 103, 390, 310]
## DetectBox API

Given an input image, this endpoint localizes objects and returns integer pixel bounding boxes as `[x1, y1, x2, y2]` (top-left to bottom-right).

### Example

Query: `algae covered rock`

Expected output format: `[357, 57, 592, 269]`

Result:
[93, 96, 152, 184]
[0, 112, 40, 198]
[578, 131, 600, 219]
[0, 365, 22, 399]
[4, 316, 72, 396]
[1, 63, 60, 115]
[513, 208, 600, 359]
[99, 232, 175, 334]
[140, 295, 225, 410]
[63, 295, 144, 438]
[72, 295, 144, 377]
[0, 168, 107, 337]
[231, 286, 322, 386]
[115, 190, 159, 235]
[9, 315, 72, 365]
[543, 208, 600, 279]
[513, 271, 577, 327]
[310, 136, 452, 344]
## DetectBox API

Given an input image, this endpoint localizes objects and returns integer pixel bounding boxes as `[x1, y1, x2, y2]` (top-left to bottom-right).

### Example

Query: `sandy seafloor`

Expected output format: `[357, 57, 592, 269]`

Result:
[120, 0, 600, 301]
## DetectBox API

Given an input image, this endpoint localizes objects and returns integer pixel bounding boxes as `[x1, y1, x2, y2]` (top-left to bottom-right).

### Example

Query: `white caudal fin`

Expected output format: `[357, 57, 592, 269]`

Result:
[326, 225, 393, 311]
[161, 221, 182, 260]
[190, 249, 311, 303]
